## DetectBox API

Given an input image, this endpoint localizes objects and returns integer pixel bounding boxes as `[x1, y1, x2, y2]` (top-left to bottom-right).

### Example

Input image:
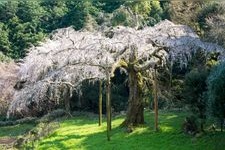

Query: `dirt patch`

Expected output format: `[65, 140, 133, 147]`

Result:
[0, 137, 17, 145]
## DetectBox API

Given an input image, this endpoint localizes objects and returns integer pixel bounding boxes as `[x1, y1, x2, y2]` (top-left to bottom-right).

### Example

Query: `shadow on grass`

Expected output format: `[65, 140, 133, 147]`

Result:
[79, 113, 188, 150]
[37, 111, 225, 150]
[38, 134, 86, 150]
[37, 112, 179, 149]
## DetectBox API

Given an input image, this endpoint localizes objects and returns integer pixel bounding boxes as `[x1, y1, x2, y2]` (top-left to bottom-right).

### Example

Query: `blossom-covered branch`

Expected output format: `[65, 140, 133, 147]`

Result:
[7, 20, 224, 117]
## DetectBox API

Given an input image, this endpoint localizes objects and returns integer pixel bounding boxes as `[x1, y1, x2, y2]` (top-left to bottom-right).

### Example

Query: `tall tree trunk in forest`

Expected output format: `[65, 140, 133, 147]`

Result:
[153, 68, 159, 131]
[122, 47, 144, 127]
[98, 80, 102, 126]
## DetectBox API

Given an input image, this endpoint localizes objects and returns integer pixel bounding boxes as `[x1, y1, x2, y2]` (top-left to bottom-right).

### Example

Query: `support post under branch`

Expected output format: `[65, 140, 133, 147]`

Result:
[153, 68, 159, 131]
[99, 80, 102, 126]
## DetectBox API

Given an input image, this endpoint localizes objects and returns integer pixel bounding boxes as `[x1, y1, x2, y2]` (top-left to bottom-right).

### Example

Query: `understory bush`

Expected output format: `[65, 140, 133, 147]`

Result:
[0, 117, 37, 127]
[182, 116, 199, 135]
[207, 61, 225, 132]
[0, 52, 11, 62]
[37, 109, 66, 123]
[183, 68, 209, 131]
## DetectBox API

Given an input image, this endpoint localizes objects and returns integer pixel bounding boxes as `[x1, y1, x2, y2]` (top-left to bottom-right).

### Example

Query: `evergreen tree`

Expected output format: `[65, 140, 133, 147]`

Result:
[184, 68, 208, 131]
[207, 62, 225, 132]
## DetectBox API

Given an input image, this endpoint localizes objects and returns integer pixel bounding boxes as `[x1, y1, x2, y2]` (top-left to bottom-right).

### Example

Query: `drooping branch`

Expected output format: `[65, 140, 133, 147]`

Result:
[0, 62, 19, 116]
[7, 20, 225, 118]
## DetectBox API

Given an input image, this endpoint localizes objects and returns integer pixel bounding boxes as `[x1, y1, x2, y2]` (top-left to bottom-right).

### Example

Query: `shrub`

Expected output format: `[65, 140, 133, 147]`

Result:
[182, 116, 199, 135]
[0, 52, 11, 62]
[207, 62, 225, 132]
[37, 109, 66, 123]
[111, 6, 134, 27]
[0, 117, 37, 127]
[183, 68, 209, 131]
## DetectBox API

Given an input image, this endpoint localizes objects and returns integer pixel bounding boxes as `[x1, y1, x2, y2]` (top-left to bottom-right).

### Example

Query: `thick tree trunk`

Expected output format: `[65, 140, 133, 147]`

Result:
[122, 46, 144, 127]
[98, 80, 102, 126]
[122, 67, 144, 127]
[127, 72, 144, 126]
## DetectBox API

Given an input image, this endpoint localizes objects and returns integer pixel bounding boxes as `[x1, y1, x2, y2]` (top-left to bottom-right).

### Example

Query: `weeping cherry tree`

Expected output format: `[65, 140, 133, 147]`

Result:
[7, 20, 224, 131]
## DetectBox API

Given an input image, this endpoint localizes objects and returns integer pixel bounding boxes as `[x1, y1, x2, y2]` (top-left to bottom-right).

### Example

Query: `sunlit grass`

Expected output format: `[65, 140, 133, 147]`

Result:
[36, 111, 225, 150]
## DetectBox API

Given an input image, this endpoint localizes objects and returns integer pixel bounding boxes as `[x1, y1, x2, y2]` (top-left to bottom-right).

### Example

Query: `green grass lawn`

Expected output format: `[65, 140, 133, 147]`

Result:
[35, 111, 225, 150]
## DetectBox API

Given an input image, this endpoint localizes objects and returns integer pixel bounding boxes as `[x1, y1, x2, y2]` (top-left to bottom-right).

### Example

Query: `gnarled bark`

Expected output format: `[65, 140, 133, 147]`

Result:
[122, 46, 144, 126]
[123, 69, 144, 126]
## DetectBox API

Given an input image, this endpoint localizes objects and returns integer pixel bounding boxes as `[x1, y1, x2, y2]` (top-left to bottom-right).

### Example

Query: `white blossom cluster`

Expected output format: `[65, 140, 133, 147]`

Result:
[0, 62, 19, 115]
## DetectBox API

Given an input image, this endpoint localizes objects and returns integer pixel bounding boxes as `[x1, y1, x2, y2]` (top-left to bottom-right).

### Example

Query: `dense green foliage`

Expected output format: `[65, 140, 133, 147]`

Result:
[0, 52, 11, 62]
[0, 1, 165, 59]
[0, 1, 224, 59]
[207, 62, 225, 131]
[184, 68, 209, 131]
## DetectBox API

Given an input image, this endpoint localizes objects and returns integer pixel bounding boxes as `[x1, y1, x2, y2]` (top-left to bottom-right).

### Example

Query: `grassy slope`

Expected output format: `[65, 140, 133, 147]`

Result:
[36, 111, 225, 150]
[0, 123, 35, 138]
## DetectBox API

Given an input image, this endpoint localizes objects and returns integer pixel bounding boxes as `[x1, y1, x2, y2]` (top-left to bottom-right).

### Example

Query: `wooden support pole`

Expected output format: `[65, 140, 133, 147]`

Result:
[109, 83, 112, 131]
[169, 61, 173, 90]
[153, 68, 159, 131]
[98, 80, 102, 126]
[106, 69, 111, 141]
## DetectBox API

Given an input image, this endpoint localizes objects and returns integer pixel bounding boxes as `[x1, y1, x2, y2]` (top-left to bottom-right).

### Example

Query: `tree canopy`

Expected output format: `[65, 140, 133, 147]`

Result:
[7, 20, 223, 118]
